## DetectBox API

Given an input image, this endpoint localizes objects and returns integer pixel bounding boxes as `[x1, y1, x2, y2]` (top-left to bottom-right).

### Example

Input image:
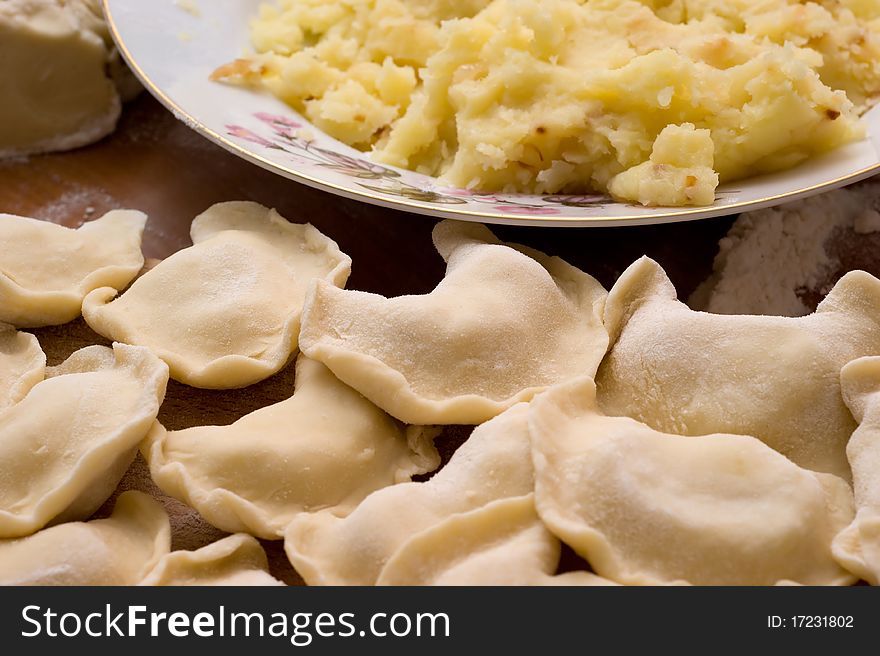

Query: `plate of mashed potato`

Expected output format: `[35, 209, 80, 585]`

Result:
[104, 0, 880, 226]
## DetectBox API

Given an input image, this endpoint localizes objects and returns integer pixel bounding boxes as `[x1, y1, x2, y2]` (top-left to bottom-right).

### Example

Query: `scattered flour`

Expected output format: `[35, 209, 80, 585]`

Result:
[24, 185, 120, 225]
[0, 154, 30, 166]
[854, 208, 880, 234]
[689, 182, 880, 317]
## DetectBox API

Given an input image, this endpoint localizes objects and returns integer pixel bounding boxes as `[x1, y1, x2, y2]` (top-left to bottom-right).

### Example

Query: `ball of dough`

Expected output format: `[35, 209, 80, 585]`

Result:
[0, 0, 138, 158]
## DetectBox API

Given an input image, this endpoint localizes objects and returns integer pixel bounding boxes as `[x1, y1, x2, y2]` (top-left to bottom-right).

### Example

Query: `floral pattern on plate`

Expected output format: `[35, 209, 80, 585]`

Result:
[226, 113, 623, 216]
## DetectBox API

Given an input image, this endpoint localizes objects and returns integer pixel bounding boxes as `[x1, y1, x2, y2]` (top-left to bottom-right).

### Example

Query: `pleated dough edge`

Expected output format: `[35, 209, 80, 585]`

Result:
[0, 210, 146, 328]
[0, 343, 168, 537]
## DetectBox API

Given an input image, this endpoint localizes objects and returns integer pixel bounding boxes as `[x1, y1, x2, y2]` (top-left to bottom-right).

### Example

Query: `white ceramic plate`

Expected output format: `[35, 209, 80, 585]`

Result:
[104, 0, 880, 227]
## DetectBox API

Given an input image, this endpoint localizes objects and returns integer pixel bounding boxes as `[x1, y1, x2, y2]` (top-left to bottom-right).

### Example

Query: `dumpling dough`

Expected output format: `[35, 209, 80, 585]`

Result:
[0, 210, 147, 327]
[530, 377, 856, 586]
[0, 491, 170, 585]
[833, 357, 880, 584]
[140, 534, 284, 586]
[377, 495, 615, 586]
[143, 355, 440, 539]
[0, 0, 129, 157]
[299, 220, 608, 425]
[285, 403, 535, 585]
[0, 343, 169, 538]
[596, 256, 880, 480]
[67, 0, 143, 101]
[0, 323, 45, 410]
[83, 201, 351, 389]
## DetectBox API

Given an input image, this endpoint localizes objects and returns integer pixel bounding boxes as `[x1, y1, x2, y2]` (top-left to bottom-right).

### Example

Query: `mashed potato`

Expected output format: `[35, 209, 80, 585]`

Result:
[215, 0, 880, 206]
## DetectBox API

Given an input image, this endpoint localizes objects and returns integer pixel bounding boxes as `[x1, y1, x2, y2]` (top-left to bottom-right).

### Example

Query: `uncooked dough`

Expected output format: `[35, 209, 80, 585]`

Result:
[284, 403, 535, 585]
[299, 220, 608, 425]
[596, 256, 880, 480]
[0, 0, 138, 157]
[0, 210, 147, 327]
[833, 357, 880, 584]
[0, 343, 168, 538]
[0, 491, 170, 585]
[0, 323, 45, 410]
[83, 201, 351, 389]
[377, 494, 615, 586]
[530, 377, 856, 586]
[140, 533, 285, 586]
[143, 355, 440, 539]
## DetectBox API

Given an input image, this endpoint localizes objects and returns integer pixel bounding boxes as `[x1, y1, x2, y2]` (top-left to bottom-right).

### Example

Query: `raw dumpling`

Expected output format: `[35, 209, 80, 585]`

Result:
[530, 377, 856, 586]
[0, 343, 169, 538]
[833, 357, 880, 584]
[596, 256, 880, 479]
[377, 494, 615, 586]
[0, 210, 147, 327]
[0, 491, 170, 585]
[83, 201, 351, 389]
[143, 355, 440, 539]
[0, 323, 45, 410]
[284, 403, 535, 585]
[299, 220, 608, 425]
[140, 534, 284, 586]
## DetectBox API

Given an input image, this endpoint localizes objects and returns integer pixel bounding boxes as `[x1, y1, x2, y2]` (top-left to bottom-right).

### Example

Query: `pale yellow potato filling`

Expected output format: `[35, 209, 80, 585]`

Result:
[218, 0, 880, 206]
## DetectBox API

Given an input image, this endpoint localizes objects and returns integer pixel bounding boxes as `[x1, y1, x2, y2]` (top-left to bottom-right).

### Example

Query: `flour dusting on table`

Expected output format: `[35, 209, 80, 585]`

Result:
[690, 182, 880, 316]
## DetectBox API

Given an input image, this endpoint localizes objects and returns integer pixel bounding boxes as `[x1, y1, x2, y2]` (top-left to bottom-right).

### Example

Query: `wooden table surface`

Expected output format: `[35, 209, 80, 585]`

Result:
[0, 94, 737, 585]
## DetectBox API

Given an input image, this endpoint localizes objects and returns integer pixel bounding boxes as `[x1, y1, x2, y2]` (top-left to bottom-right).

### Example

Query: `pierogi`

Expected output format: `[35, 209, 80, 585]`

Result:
[833, 357, 880, 584]
[0, 344, 168, 538]
[596, 256, 880, 480]
[299, 220, 608, 425]
[0, 324, 45, 411]
[83, 201, 351, 389]
[6, 201, 876, 587]
[0, 210, 146, 327]
[0, 491, 170, 586]
[530, 377, 856, 586]
[140, 534, 285, 586]
[143, 355, 440, 539]
[377, 494, 615, 586]
[284, 403, 535, 585]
